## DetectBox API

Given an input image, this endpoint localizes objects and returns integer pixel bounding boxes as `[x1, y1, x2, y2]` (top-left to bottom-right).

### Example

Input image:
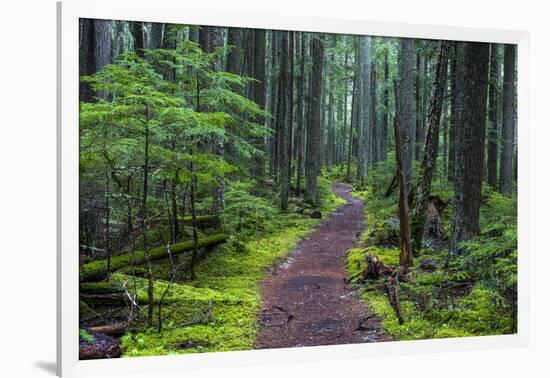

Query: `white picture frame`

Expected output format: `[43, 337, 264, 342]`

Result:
[57, 0, 530, 376]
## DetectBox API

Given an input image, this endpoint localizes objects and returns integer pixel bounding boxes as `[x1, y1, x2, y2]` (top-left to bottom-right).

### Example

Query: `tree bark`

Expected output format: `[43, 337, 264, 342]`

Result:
[448, 44, 459, 183]
[499, 44, 516, 195]
[411, 41, 451, 254]
[278, 32, 290, 210]
[253, 29, 267, 178]
[382, 41, 389, 161]
[450, 42, 490, 254]
[305, 35, 325, 204]
[393, 81, 413, 267]
[370, 60, 378, 164]
[198, 26, 211, 53]
[357, 37, 369, 188]
[149, 22, 164, 49]
[79, 19, 96, 102]
[269, 31, 279, 179]
[397, 38, 416, 193]
[296, 32, 306, 195]
[131, 21, 144, 57]
[226, 28, 242, 76]
[486, 44, 500, 187]
[326, 36, 337, 166]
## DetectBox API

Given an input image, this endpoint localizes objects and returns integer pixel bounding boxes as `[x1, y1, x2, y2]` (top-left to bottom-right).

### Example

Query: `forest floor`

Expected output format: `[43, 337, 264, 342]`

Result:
[256, 183, 386, 348]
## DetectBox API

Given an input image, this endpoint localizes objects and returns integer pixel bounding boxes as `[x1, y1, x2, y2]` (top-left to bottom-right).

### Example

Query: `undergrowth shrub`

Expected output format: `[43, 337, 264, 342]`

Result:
[347, 161, 518, 341]
[221, 180, 279, 237]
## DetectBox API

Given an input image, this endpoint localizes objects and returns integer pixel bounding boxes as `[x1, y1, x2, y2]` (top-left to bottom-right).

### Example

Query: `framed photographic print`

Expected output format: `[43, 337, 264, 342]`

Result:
[57, 0, 529, 376]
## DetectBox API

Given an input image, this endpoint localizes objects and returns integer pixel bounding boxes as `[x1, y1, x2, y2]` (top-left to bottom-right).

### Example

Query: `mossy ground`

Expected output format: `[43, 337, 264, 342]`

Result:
[325, 158, 517, 341]
[117, 178, 344, 357]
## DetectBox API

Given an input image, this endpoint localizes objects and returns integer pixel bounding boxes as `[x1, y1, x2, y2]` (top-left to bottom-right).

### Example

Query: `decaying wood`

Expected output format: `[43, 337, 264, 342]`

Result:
[79, 333, 122, 360]
[80, 233, 227, 282]
[80, 282, 125, 294]
[158, 214, 219, 227]
[362, 253, 393, 280]
[411, 41, 451, 254]
[385, 266, 406, 324]
[424, 195, 447, 239]
[88, 323, 126, 337]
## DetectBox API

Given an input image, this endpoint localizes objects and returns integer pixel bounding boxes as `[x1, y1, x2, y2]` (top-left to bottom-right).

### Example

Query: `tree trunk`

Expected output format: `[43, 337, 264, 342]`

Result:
[499, 44, 516, 195]
[189, 162, 200, 279]
[149, 23, 164, 49]
[382, 42, 389, 161]
[198, 26, 211, 53]
[188, 25, 199, 43]
[326, 36, 336, 166]
[448, 44, 458, 183]
[450, 42, 490, 254]
[411, 41, 451, 254]
[346, 72, 356, 182]
[296, 32, 306, 195]
[357, 37, 369, 188]
[397, 38, 416, 193]
[253, 29, 267, 178]
[370, 60, 378, 164]
[486, 43, 500, 188]
[140, 119, 154, 328]
[269, 31, 279, 179]
[226, 28, 242, 75]
[94, 19, 113, 100]
[131, 21, 144, 57]
[393, 82, 413, 267]
[278, 31, 290, 210]
[79, 19, 96, 102]
[305, 35, 325, 204]
[287, 32, 295, 182]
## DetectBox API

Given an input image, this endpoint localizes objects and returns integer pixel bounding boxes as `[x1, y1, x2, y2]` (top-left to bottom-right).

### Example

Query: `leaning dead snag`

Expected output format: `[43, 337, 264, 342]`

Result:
[393, 81, 413, 267]
[411, 41, 451, 255]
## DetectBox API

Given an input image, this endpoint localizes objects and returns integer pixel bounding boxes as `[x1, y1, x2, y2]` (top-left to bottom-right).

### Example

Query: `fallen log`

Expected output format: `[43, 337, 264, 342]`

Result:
[88, 323, 126, 337]
[80, 233, 227, 282]
[159, 215, 219, 226]
[80, 282, 125, 294]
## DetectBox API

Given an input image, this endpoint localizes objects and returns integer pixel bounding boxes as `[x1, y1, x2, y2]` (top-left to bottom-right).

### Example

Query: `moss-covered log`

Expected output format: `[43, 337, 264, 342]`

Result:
[158, 215, 219, 226]
[181, 215, 219, 225]
[80, 282, 125, 294]
[80, 233, 227, 282]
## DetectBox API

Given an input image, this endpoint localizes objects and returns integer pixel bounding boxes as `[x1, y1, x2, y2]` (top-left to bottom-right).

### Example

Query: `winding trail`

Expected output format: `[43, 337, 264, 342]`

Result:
[256, 183, 385, 349]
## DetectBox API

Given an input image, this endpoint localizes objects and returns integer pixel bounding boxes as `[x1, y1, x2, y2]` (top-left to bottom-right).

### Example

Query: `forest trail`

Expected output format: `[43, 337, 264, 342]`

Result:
[256, 183, 386, 349]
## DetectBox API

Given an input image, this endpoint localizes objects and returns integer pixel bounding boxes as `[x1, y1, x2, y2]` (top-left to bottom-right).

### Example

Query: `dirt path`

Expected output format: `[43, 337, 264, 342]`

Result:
[256, 183, 386, 349]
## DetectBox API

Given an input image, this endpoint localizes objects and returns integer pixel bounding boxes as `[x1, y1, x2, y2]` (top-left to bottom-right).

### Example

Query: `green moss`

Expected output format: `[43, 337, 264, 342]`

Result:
[119, 179, 343, 357]
[80, 328, 94, 342]
[369, 247, 400, 267]
[80, 233, 227, 281]
[345, 160, 517, 342]
[346, 246, 399, 283]
[346, 248, 367, 280]
[80, 281, 124, 294]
